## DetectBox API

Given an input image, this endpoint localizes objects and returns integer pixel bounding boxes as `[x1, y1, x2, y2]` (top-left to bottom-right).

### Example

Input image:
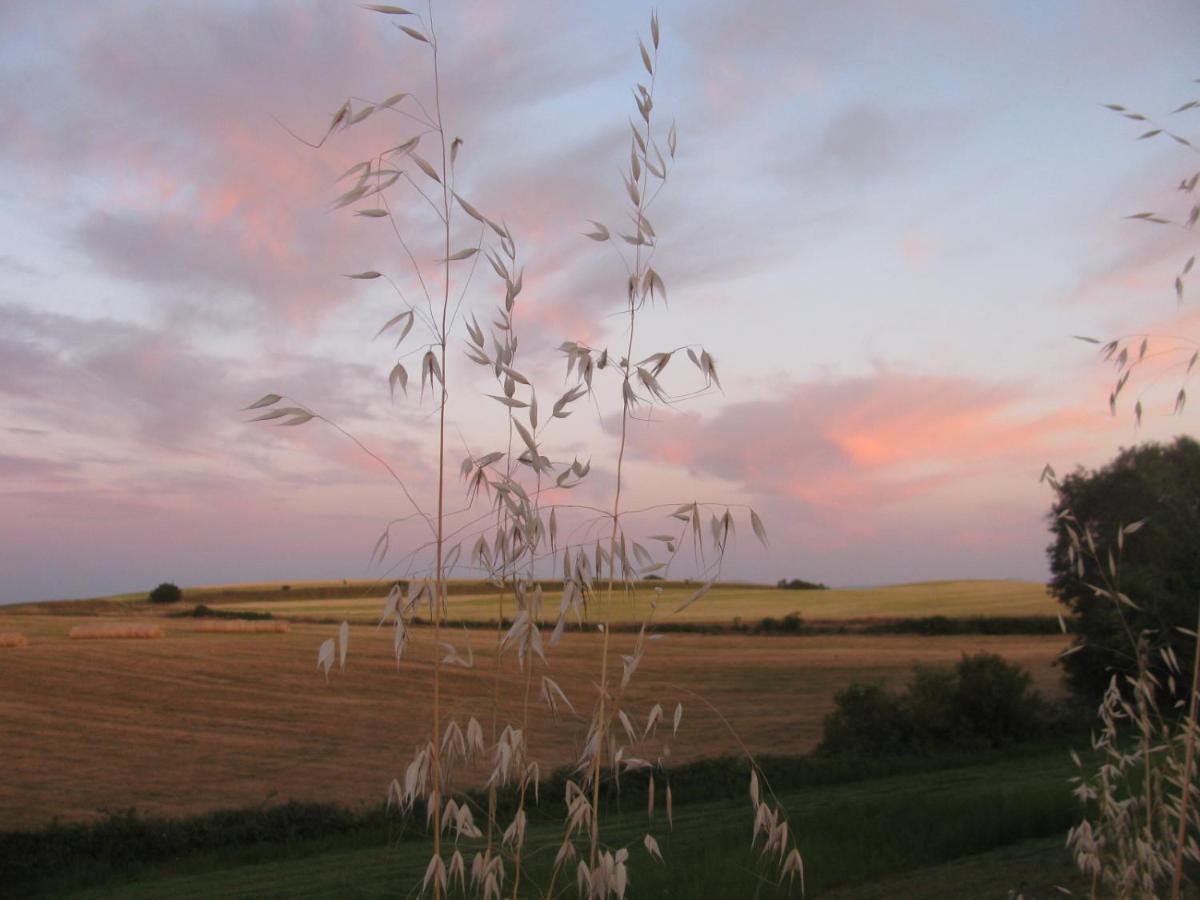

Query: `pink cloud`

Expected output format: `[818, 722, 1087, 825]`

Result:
[0, 2, 627, 337]
[626, 370, 1094, 512]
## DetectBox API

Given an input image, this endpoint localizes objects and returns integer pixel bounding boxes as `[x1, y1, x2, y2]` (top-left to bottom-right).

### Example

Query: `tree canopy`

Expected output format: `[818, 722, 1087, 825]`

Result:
[148, 582, 182, 605]
[1048, 436, 1200, 700]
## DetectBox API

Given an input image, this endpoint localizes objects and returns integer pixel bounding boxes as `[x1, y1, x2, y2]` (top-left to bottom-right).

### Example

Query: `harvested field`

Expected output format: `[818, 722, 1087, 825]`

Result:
[68, 623, 165, 640]
[0, 612, 1069, 829]
[186, 620, 290, 634]
[0, 633, 27, 649]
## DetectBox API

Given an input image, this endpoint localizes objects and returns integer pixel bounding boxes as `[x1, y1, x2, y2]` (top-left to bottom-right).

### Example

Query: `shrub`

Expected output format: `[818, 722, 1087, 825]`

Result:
[820, 683, 915, 757]
[906, 666, 959, 747]
[753, 613, 804, 634]
[176, 604, 275, 621]
[859, 615, 1064, 636]
[819, 653, 1055, 756]
[147, 582, 182, 605]
[953, 651, 1042, 742]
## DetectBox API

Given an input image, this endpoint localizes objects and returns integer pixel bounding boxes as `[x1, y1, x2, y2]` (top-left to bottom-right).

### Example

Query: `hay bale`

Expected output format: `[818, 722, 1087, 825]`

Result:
[188, 620, 290, 634]
[0, 633, 28, 649]
[68, 623, 165, 640]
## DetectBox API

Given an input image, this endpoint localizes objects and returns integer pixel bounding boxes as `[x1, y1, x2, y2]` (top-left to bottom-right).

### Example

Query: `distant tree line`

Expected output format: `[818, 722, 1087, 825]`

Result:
[776, 577, 829, 590]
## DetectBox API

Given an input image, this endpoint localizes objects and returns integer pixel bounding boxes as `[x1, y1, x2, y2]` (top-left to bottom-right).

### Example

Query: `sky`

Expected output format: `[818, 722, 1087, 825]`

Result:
[1, 0, 1197, 604]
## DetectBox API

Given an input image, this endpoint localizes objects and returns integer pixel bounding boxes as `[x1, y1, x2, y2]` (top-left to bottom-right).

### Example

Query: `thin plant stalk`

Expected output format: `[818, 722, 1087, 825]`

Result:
[588, 44, 658, 869]
[250, 10, 800, 897]
[429, 4, 450, 892]
[1170, 606, 1200, 899]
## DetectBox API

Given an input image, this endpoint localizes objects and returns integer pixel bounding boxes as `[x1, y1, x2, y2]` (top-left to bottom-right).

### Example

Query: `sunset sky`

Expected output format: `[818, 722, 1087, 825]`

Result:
[1, 0, 1197, 604]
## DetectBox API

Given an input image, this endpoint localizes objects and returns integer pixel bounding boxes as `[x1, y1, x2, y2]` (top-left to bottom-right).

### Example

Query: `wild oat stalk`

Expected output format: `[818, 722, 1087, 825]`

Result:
[1049, 83, 1200, 900]
[1075, 93, 1199, 427]
[247, 6, 801, 898]
[1041, 468, 1200, 898]
[1047, 91, 1200, 893]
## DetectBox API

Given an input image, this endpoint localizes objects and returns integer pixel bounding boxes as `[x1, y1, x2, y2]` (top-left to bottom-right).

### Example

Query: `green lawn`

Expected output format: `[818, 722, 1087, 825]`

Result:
[61, 747, 1081, 899]
[819, 835, 1088, 899]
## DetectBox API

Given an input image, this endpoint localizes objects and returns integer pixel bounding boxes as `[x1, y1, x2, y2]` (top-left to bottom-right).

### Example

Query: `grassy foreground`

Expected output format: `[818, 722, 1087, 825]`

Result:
[48, 746, 1084, 899]
[818, 836, 1087, 899]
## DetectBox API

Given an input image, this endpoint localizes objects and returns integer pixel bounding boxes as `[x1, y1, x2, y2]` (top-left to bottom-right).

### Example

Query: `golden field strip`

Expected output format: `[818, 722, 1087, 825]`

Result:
[0, 610, 1068, 830]
[63, 578, 1060, 625]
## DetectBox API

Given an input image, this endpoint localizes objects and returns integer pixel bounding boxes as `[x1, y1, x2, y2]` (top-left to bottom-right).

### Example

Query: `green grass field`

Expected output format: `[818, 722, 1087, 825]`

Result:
[55, 578, 1058, 626]
[817, 836, 1086, 899]
[52, 746, 1084, 899]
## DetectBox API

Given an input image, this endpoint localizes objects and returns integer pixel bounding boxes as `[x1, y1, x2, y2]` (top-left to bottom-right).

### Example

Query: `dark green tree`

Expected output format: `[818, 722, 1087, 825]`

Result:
[148, 582, 183, 605]
[1048, 436, 1200, 700]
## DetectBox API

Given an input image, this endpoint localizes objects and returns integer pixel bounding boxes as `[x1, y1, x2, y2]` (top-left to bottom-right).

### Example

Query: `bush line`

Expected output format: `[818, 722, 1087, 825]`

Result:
[286, 612, 1068, 637]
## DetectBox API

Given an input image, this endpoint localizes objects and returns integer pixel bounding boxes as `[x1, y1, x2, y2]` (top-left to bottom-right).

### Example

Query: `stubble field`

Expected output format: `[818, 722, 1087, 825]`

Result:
[0, 607, 1068, 830]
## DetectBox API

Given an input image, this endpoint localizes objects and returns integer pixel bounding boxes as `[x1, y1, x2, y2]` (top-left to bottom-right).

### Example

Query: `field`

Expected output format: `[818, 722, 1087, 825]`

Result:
[0, 578, 1082, 895]
[43, 747, 1088, 898]
[28, 578, 1060, 626]
[0, 608, 1068, 830]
